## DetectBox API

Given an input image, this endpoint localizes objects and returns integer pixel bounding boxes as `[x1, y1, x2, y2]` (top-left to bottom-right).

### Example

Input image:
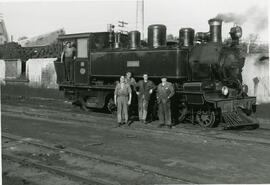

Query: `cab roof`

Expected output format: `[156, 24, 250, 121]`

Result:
[58, 32, 91, 40]
[58, 32, 111, 40]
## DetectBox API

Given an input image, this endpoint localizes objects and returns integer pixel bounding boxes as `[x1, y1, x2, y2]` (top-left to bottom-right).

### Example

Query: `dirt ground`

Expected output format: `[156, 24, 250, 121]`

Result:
[2, 84, 270, 184]
[256, 103, 270, 119]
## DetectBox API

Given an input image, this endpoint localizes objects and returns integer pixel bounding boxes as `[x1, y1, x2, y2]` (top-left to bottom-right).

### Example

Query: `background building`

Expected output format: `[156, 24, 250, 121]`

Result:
[0, 15, 9, 44]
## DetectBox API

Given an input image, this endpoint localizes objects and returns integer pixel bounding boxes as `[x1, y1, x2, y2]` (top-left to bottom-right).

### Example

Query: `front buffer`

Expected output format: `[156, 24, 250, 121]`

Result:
[182, 82, 259, 129]
[214, 97, 259, 129]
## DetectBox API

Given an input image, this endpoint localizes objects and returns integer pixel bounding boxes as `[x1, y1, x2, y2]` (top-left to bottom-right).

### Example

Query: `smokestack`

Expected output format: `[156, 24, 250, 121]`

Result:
[208, 18, 222, 43]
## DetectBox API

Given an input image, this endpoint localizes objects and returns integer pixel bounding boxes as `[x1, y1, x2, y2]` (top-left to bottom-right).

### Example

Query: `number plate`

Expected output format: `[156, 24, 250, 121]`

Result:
[127, 61, 140, 67]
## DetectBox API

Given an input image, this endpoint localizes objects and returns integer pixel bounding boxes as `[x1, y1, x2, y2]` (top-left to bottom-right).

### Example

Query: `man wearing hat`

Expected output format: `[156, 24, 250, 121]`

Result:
[156, 76, 175, 128]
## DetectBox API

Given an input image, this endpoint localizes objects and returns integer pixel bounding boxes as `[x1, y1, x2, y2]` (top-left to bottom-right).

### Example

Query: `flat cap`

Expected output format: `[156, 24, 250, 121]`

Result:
[161, 75, 167, 79]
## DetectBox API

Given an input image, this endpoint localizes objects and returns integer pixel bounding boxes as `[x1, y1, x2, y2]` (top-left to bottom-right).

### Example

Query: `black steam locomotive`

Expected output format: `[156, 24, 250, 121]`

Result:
[54, 18, 258, 129]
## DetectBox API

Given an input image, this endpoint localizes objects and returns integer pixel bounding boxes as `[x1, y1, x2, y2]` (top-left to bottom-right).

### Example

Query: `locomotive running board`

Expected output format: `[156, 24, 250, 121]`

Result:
[222, 110, 259, 130]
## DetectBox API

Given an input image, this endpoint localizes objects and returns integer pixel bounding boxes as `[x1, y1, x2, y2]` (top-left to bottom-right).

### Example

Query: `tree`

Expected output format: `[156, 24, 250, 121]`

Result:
[246, 34, 258, 53]
[167, 34, 177, 41]
[18, 36, 28, 41]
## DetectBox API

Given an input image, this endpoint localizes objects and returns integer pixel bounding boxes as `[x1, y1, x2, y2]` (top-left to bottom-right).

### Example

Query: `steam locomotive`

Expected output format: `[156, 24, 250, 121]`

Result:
[54, 18, 259, 129]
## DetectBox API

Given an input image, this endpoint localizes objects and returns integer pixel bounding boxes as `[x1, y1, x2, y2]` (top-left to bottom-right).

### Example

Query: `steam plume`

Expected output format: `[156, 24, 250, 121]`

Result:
[215, 6, 268, 32]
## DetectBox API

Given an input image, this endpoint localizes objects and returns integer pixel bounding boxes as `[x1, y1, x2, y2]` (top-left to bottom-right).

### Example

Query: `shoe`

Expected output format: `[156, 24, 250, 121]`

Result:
[127, 120, 133, 126]
[166, 123, 174, 129]
[117, 122, 122, 127]
[143, 120, 147, 124]
[158, 124, 165, 128]
[122, 122, 126, 125]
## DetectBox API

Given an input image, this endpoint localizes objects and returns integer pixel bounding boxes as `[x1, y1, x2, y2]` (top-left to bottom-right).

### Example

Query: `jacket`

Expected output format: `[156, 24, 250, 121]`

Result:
[135, 80, 155, 100]
[157, 82, 175, 103]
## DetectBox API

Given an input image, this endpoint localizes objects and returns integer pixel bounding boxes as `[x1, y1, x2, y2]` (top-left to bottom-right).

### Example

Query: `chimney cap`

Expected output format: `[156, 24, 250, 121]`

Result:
[180, 28, 195, 32]
[208, 18, 222, 25]
[148, 24, 167, 29]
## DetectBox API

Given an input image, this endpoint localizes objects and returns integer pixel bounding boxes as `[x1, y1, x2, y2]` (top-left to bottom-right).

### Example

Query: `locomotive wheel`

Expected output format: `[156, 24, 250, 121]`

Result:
[178, 103, 188, 123]
[107, 97, 117, 115]
[196, 110, 216, 127]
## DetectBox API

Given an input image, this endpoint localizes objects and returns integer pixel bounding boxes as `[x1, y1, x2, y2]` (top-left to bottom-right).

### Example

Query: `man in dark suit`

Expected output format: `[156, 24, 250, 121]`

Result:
[157, 76, 175, 128]
[135, 74, 155, 124]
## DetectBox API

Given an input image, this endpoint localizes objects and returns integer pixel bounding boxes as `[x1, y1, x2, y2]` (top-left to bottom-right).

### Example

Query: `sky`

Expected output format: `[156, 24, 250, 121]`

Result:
[0, 0, 269, 42]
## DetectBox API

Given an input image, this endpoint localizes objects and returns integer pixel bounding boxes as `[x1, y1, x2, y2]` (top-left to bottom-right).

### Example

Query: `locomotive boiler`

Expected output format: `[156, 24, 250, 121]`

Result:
[54, 18, 258, 129]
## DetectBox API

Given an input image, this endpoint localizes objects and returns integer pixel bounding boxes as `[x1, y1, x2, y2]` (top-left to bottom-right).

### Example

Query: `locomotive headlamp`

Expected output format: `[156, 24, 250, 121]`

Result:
[242, 84, 249, 94]
[221, 86, 229, 96]
[230, 26, 242, 39]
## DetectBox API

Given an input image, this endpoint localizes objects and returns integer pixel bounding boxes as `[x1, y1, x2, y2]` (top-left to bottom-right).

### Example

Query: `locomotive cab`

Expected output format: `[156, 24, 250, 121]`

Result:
[55, 33, 90, 86]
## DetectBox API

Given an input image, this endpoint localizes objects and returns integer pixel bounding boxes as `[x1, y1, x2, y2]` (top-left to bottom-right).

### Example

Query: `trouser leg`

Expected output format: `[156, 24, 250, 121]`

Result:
[123, 97, 128, 122]
[138, 98, 143, 120]
[117, 97, 123, 123]
[142, 99, 148, 121]
[70, 61, 74, 81]
[158, 102, 165, 124]
[64, 60, 70, 81]
[165, 101, 172, 125]
[128, 91, 135, 120]
[133, 91, 137, 115]
[153, 101, 158, 121]
[128, 104, 131, 119]
[124, 105, 128, 120]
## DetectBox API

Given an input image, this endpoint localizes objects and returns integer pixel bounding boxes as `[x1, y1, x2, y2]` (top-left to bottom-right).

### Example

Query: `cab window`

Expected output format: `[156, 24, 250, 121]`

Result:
[77, 38, 88, 58]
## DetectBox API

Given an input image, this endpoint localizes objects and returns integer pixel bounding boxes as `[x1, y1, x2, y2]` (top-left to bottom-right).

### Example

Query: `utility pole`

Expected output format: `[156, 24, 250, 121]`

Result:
[136, 0, 138, 30]
[142, 0, 144, 40]
[118, 21, 128, 34]
[136, 0, 144, 40]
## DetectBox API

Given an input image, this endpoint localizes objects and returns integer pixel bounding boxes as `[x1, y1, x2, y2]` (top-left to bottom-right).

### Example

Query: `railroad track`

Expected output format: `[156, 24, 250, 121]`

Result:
[2, 97, 270, 184]
[3, 104, 270, 147]
[2, 132, 193, 185]
[3, 154, 109, 185]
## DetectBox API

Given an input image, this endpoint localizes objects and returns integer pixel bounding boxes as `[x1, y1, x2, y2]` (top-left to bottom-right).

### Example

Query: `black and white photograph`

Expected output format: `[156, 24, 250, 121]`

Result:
[0, 0, 269, 184]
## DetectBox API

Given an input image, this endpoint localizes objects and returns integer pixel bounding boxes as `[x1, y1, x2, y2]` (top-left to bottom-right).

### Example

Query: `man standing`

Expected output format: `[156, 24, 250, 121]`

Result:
[62, 41, 76, 82]
[125, 72, 136, 87]
[125, 72, 136, 123]
[135, 74, 155, 124]
[157, 76, 175, 128]
[114, 76, 132, 127]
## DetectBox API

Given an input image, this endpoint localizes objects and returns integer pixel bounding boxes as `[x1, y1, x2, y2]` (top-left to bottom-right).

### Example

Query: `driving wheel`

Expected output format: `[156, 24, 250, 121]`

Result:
[196, 110, 216, 127]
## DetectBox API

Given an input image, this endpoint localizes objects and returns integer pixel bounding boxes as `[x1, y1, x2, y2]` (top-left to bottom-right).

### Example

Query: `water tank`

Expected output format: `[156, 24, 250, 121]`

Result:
[179, 28, 195, 47]
[208, 18, 222, 43]
[128, 31, 141, 49]
[148, 24, 167, 48]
